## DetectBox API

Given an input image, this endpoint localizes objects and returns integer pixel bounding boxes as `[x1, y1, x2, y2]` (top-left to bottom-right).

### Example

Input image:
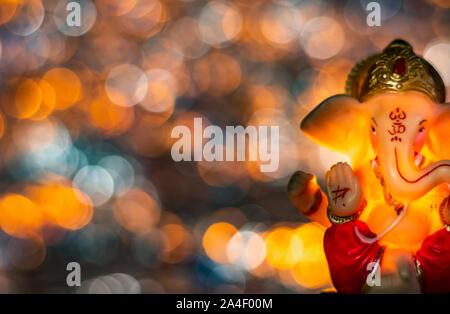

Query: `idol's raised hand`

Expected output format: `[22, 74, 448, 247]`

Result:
[326, 162, 363, 217]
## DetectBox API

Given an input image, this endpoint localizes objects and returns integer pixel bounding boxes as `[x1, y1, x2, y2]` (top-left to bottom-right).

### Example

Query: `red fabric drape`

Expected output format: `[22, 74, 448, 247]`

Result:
[324, 220, 382, 293]
[416, 228, 450, 293]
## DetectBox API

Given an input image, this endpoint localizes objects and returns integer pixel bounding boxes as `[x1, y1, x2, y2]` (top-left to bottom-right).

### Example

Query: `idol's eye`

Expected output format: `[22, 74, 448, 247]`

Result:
[418, 120, 427, 133]
[370, 118, 377, 134]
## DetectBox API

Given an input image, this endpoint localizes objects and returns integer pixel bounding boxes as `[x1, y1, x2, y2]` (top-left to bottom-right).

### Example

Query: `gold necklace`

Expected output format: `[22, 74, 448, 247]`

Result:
[439, 197, 450, 230]
[371, 159, 405, 215]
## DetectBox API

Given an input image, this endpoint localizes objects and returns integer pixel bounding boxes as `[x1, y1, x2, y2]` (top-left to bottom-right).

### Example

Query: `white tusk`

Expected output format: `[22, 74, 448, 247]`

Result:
[414, 153, 424, 167]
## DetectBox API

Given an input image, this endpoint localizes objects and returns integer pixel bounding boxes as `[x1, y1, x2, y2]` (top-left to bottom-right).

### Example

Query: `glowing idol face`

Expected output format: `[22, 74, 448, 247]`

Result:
[366, 92, 447, 201]
[301, 91, 450, 203]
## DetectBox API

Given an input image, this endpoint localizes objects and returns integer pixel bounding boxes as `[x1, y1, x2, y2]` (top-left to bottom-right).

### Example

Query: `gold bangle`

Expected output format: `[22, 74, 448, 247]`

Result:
[326, 205, 359, 225]
[326, 199, 366, 225]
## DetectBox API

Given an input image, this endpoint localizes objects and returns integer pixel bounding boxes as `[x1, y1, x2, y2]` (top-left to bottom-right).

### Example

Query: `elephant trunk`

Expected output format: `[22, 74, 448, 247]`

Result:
[379, 143, 450, 202]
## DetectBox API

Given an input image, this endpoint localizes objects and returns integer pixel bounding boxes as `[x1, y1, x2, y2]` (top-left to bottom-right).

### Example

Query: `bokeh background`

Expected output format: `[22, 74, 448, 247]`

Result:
[0, 0, 448, 293]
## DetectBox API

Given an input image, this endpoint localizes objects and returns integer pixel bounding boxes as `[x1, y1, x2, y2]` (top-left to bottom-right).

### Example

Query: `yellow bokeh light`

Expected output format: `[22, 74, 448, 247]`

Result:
[2, 78, 42, 119]
[264, 227, 297, 269]
[43, 68, 81, 110]
[202, 222, 238, 264]
[290, 223, 331, 289]
[29, 78, 56, 121]
[0, 193, 43, 238]
[89, 93, 135, 136]
[27, 183, 93, 231]
[0, 0, 18, 25]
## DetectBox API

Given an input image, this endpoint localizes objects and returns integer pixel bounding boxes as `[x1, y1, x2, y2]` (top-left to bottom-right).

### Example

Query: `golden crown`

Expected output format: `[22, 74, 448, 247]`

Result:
[346, 39, 445, 104]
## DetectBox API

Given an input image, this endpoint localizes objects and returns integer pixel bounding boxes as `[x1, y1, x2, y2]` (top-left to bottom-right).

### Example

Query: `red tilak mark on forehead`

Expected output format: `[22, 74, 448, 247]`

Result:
[388, 108, 406, 142]
[389, 107, 406, 121]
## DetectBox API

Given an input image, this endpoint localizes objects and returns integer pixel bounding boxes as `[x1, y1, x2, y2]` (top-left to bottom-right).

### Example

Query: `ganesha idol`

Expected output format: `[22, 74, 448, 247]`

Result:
[287, 40, 450, 293]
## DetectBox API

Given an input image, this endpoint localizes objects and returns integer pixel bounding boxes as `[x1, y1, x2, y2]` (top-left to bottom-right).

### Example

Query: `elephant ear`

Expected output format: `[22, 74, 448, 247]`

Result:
[300, 95, 373, 167]
[426, 104, 450, 160]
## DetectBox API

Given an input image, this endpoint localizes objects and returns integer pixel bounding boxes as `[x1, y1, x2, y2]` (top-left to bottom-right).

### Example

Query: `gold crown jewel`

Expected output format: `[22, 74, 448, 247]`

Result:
[346, 39, 445, 104]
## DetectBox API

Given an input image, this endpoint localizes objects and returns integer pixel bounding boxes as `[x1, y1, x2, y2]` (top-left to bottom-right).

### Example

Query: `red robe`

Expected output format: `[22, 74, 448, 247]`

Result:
[415, 228, 450, 293]
[324, 220, 383, 293]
